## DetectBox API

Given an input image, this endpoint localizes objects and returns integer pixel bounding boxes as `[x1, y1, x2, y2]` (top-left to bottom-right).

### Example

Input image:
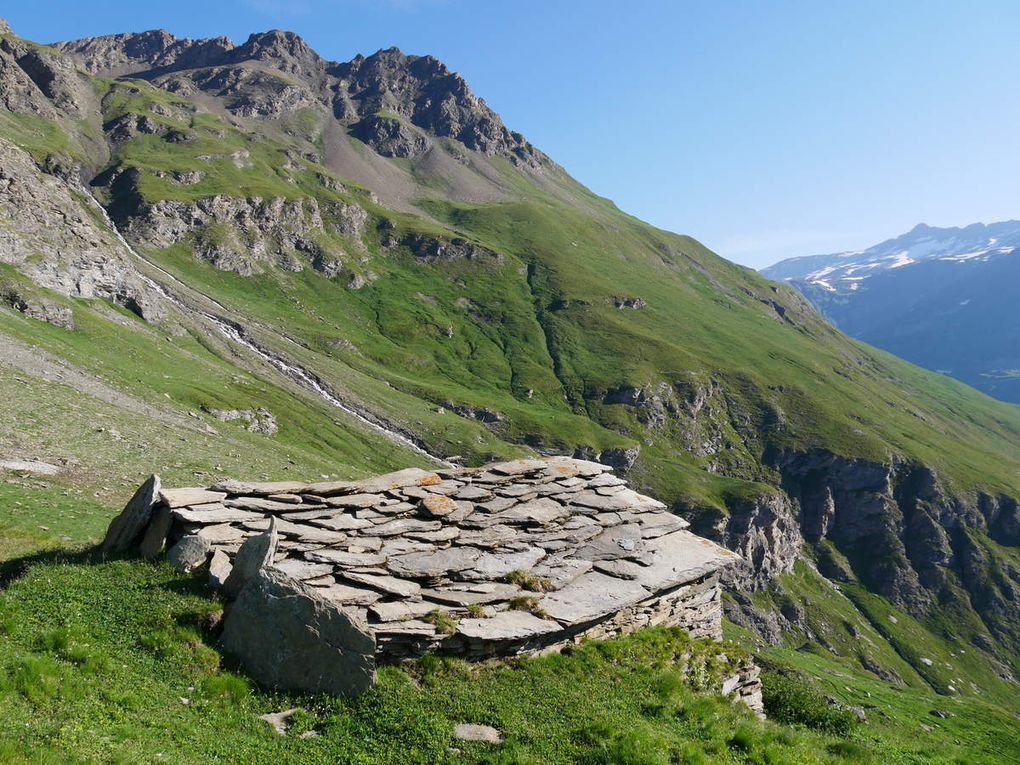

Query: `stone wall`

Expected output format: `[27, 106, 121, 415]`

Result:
[102, 457, 763, 715]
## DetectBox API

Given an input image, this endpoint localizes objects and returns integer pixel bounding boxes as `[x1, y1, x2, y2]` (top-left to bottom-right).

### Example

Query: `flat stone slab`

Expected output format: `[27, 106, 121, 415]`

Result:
[420, 583, 520, 606]
[419, 494, 458, 517]
[497, 497, 570, 524]
[306, 550, 388, 568]
[349, 468, 440, 494]
[532, 557, 593, 589]
[341, 571, 422, 598]
[575, 524, 645, 562]
[388, 547, 482, 578]
[457, 610, 561, 640]
[272, 519, 349, 544]
[309, 515, 374, 531]
[160, 488, 227, 508]
[454, 724, 503, 744]
[197, 523, 250, 544]
[371, 518, 442, 537]
[487, 458, 551, 476]
[272, 559, 336, 581]
[313, 583, 384, 606]
[369, 600, 439, 623]
[324, 493, 387, 509]
[172, 505, 265, 524]
[631, 530, 741, 590]
[466, 547, 547, 580]
[226, 497, 326, 513]
[538, 571, 650, 626]
[211, 479, 310, 496]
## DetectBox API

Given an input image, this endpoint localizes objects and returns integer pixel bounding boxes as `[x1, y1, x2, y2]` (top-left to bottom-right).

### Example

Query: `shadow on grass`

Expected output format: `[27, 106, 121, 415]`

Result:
[0, 545, 99, 590]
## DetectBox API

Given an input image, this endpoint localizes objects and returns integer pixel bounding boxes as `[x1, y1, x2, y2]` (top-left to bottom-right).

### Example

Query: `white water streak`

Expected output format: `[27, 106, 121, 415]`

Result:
[81, 190, 447, 465]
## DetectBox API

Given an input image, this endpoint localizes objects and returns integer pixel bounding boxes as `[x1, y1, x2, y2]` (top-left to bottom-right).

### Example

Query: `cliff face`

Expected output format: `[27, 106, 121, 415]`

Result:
[0, 138, 162, 319]
[689, 446, 1020, 663]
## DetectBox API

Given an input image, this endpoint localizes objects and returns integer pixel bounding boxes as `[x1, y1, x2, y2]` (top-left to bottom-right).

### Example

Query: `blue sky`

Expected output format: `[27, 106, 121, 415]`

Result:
[5, 1, 1020, 268]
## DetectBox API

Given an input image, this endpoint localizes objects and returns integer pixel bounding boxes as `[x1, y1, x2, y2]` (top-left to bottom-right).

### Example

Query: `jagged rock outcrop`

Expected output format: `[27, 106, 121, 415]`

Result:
[0, 139, 162, 319]
[53, 28, 546, 167]
[687, 489, 802, 591]
[397, 233, 503, 263]
[203, 406, 278, 435]
[116, 188, 366, 276]
[0, 281, 74, 328]
[351, 114, 431, 158]
[52, 29, 235, 76]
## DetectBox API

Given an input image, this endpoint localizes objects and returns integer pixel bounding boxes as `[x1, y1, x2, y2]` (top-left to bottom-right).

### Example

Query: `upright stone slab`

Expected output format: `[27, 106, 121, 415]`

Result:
[101, 474, 161, 553]
[138, 503, 172, 559]
[220, 569, 376, 697]
[221, 519, 279, 597]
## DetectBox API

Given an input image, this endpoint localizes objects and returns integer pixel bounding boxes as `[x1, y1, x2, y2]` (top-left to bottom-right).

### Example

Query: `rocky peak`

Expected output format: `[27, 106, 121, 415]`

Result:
[225, 29, 325, 81]
[233, 29, 316, 62]
[52, 29, 235, 76]
[0, 17, 11, 36]
[334, 47, 541, 165]
[49, 23, 543, 165]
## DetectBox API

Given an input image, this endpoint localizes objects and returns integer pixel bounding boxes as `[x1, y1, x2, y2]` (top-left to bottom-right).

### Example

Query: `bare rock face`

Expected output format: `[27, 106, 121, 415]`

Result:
[0, 45, 59, 117]
[686, 488, 802, 591]
[351, 115, 431, 158]
[52, 29, 235, 77]
[333, 47, 542, 166]
[53, 28, 546, 167]
[0, 283, 74, 329]
[119, 190, 363, 276]
[5, 43, 98, 118]
[220, 569, 377, 697]
[0, 139, 162, 319]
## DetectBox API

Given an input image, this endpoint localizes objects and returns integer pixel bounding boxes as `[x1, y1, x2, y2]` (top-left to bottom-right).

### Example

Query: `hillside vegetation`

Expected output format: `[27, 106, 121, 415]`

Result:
[0, 20, 1018, 762]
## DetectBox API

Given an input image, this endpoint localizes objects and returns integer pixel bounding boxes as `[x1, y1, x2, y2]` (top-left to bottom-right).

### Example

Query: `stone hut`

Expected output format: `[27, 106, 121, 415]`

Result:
[103, 457, 762, 713]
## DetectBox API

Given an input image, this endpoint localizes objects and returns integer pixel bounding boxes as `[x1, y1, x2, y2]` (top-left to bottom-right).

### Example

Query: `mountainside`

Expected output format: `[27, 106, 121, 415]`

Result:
[2, 19, 1020, 756]
[764, 223, 1020, 403]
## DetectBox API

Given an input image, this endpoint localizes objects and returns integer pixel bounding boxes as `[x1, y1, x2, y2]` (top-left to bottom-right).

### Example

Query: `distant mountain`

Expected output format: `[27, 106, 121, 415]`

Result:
[764, 222, 1020, 403]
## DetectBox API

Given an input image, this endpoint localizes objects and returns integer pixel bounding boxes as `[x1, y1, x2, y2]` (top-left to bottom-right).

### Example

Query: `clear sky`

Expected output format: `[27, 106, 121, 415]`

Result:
[5, 1, 1020, 268]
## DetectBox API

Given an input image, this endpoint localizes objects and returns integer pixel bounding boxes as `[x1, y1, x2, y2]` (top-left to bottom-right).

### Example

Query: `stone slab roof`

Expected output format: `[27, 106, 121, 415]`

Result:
[123, 457, 740, 648]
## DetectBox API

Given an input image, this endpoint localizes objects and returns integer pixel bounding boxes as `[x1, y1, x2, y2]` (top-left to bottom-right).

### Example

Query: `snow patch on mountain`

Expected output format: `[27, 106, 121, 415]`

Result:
[763, 221, 1020, 295]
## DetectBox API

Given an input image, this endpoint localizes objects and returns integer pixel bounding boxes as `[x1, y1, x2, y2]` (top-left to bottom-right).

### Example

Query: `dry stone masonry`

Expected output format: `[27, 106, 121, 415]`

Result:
[103, 457, 763, 714]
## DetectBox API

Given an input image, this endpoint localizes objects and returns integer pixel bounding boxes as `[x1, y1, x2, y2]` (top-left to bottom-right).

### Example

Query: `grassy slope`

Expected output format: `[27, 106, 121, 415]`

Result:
[727, 558, 1020, 762]
[0, 491, 1005, 765]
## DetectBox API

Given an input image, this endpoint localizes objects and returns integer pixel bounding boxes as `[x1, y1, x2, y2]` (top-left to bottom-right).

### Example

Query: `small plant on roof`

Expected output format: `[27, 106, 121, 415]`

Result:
[505, 569, 554, 592]
[424, 608, 458, 636]
[509, 595, 549, 619]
